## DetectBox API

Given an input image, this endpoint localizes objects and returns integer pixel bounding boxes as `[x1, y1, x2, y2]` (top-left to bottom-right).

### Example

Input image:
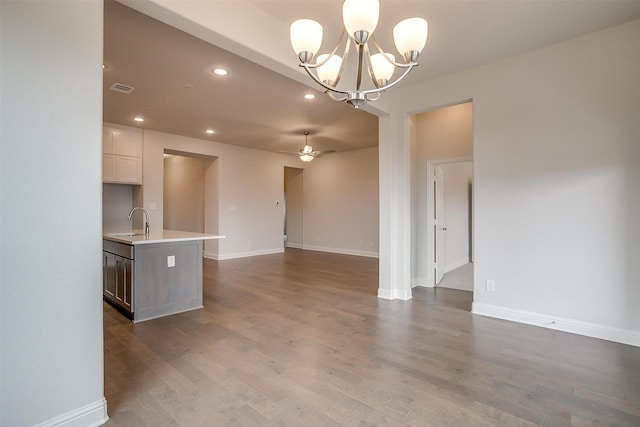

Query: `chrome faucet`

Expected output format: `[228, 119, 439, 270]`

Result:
[127, 207, 150, 235]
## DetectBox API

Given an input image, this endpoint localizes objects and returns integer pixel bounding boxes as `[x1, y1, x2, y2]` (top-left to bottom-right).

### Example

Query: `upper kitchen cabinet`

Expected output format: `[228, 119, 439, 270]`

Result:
[103, 124, 142, 184]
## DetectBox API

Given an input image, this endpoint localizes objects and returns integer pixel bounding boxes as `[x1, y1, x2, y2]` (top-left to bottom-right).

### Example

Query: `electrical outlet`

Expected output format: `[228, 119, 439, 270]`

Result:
[486, 279, 495, 292]
[167, 255, 175, 268]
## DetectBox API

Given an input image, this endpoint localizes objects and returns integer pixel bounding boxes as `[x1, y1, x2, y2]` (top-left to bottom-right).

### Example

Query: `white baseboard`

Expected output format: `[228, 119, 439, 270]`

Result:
[378, 287, 412, 300]
[203, 251, 218, 260]
[411, 277, 433, 288]
[302, 244, 378, 258]
[286, 242, 303, 249]
[35, 398, 108, 427]
[444, 259, 470, 274]
[472, 302, 640, 348]
[216, 247, 284, 260]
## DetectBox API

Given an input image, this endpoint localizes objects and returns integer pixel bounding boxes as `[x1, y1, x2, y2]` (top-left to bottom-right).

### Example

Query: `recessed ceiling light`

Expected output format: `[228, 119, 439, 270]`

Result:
[133, 117, 144, 122]
[205, 129, 215, 134]
[213, 68, 228, 76]
[304, 93, 316, 100]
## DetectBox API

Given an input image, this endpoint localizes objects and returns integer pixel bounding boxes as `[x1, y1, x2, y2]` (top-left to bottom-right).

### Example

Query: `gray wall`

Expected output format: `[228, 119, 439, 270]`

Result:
[163, 155, 207, 232]
[139, 130, 379, 260]
[0, 1, 106, 425]
[103, 183, 134, 232]
[400, 20, 640, 344]
[284, 167, 304, 248]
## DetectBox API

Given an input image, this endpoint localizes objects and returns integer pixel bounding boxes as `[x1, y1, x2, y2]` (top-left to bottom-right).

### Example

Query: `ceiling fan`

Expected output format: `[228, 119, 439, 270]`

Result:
[281, 131, 335, 162]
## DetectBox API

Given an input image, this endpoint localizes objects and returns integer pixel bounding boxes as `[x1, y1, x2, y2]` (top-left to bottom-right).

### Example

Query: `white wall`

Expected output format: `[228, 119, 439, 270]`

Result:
[440, 162, 473, 272]
[303, 147, 379, 257]
[398, 20, 640, 345]
[0, 1, 107, 425]
[284, 167, 304, 248]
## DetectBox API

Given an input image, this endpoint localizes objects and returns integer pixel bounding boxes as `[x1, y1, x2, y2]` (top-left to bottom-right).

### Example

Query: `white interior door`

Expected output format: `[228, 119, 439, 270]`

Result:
[434, 166, 445, 285]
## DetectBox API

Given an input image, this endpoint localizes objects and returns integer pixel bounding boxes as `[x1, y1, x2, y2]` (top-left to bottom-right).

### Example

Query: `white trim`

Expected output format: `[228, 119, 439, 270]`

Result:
[302, 244, 379, 258]
[203, 251, 218, 260]
[444, 259, 469, 274]
[286, 242, 303, 249]
[472, 302, 640, 348]
[411, 277, 433, 288]
[216, 247, 284, 260]
[378, 287, 412, 300]
[34, 398, 108, 427]
[133, 305, 204, 323]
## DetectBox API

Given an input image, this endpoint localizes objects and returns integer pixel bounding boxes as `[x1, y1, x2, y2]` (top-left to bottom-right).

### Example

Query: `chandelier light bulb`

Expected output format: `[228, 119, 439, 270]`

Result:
[370, 53, 395, 84]
[316, 54, 342, 85]
[343, 0, 379, 41]
[290, 19, 323, 62]
[393, 17, 428, 60]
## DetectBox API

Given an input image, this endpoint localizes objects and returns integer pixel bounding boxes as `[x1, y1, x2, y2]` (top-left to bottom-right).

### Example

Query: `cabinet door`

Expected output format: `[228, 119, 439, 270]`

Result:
[115, 256, 133, 313]
[123, 258, 133, 312]
[103, 251, 116, 299]
[114, 156, 142, 184]
[116, 256, 125, 306]
[103, 128, 115, 154]
[113, 128, 142, 157]
[103, 154, 115, 182]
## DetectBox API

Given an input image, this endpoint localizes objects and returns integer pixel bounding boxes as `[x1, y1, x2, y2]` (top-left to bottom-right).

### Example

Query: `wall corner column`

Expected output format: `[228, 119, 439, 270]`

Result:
[378, 112, 412, 300]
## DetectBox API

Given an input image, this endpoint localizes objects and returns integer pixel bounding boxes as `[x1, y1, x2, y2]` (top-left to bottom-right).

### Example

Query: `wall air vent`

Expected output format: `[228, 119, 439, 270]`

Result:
[109, 83, 135, 94]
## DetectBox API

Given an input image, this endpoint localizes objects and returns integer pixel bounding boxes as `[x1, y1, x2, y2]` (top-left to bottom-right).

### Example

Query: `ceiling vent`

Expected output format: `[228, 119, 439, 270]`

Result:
[109, 83, 135, 94]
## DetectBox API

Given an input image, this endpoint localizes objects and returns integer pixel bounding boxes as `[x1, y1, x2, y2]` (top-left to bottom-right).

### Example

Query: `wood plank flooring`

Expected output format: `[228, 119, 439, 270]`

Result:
[104, 249, 640, 426]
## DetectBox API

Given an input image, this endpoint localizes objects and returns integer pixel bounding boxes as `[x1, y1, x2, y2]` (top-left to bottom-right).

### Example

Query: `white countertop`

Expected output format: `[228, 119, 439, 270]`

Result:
[103, 229, 226, 245]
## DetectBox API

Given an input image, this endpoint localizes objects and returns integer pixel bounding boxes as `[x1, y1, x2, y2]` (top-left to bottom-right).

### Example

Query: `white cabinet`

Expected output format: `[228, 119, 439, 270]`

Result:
[103, 125, 142, 184]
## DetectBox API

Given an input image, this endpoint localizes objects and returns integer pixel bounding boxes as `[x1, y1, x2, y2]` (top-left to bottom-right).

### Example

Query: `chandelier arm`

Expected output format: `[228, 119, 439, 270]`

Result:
[299, 63, 351, 95]
[370, 35, 417, 68]
[359, 62, 418, 96]
[355, 43, 365, 91]
[365, 92, 383, 102]
[331, 33, 351, 88]
[299, 29, 347, 70]
[325, 91, 349, 102]
[362, 43, 383, 89]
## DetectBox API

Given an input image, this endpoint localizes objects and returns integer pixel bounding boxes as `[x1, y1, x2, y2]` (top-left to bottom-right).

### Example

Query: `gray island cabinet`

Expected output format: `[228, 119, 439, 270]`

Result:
[103, 230, 225, 322]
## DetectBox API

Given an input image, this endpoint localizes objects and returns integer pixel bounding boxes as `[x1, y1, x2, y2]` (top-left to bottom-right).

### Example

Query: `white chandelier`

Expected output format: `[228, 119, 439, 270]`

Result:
[290, 0, 428, 108]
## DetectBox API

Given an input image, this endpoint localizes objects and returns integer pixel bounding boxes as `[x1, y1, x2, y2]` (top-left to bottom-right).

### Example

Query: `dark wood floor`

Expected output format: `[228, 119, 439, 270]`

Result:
[104, 249, 640, 426]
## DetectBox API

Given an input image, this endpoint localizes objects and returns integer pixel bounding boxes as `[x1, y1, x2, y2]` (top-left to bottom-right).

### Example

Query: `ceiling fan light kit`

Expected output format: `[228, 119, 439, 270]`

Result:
[280, 131, 336, 162]
[290, 0, 428, 108]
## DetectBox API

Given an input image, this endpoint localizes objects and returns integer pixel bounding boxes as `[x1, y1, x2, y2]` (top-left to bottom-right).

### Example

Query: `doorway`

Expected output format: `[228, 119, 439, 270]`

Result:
[163, 150, 219, 257]
[163, 153, 207, 232]
[410, 100, 474, 294]
[284, 167, 304, 249]
[430, 159, 473, 291]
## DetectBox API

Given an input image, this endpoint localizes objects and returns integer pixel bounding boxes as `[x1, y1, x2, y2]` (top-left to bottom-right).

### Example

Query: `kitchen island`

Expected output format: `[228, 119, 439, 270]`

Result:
[103, 230, 225, 322]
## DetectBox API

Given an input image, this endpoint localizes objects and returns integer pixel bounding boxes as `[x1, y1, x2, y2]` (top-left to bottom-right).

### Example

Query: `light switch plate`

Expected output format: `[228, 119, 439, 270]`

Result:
[167, 255, 175, 267]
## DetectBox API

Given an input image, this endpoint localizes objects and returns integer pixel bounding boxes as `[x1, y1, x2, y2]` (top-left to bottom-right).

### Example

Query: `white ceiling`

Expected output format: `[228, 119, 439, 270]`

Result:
[104, 0, 640, 154]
